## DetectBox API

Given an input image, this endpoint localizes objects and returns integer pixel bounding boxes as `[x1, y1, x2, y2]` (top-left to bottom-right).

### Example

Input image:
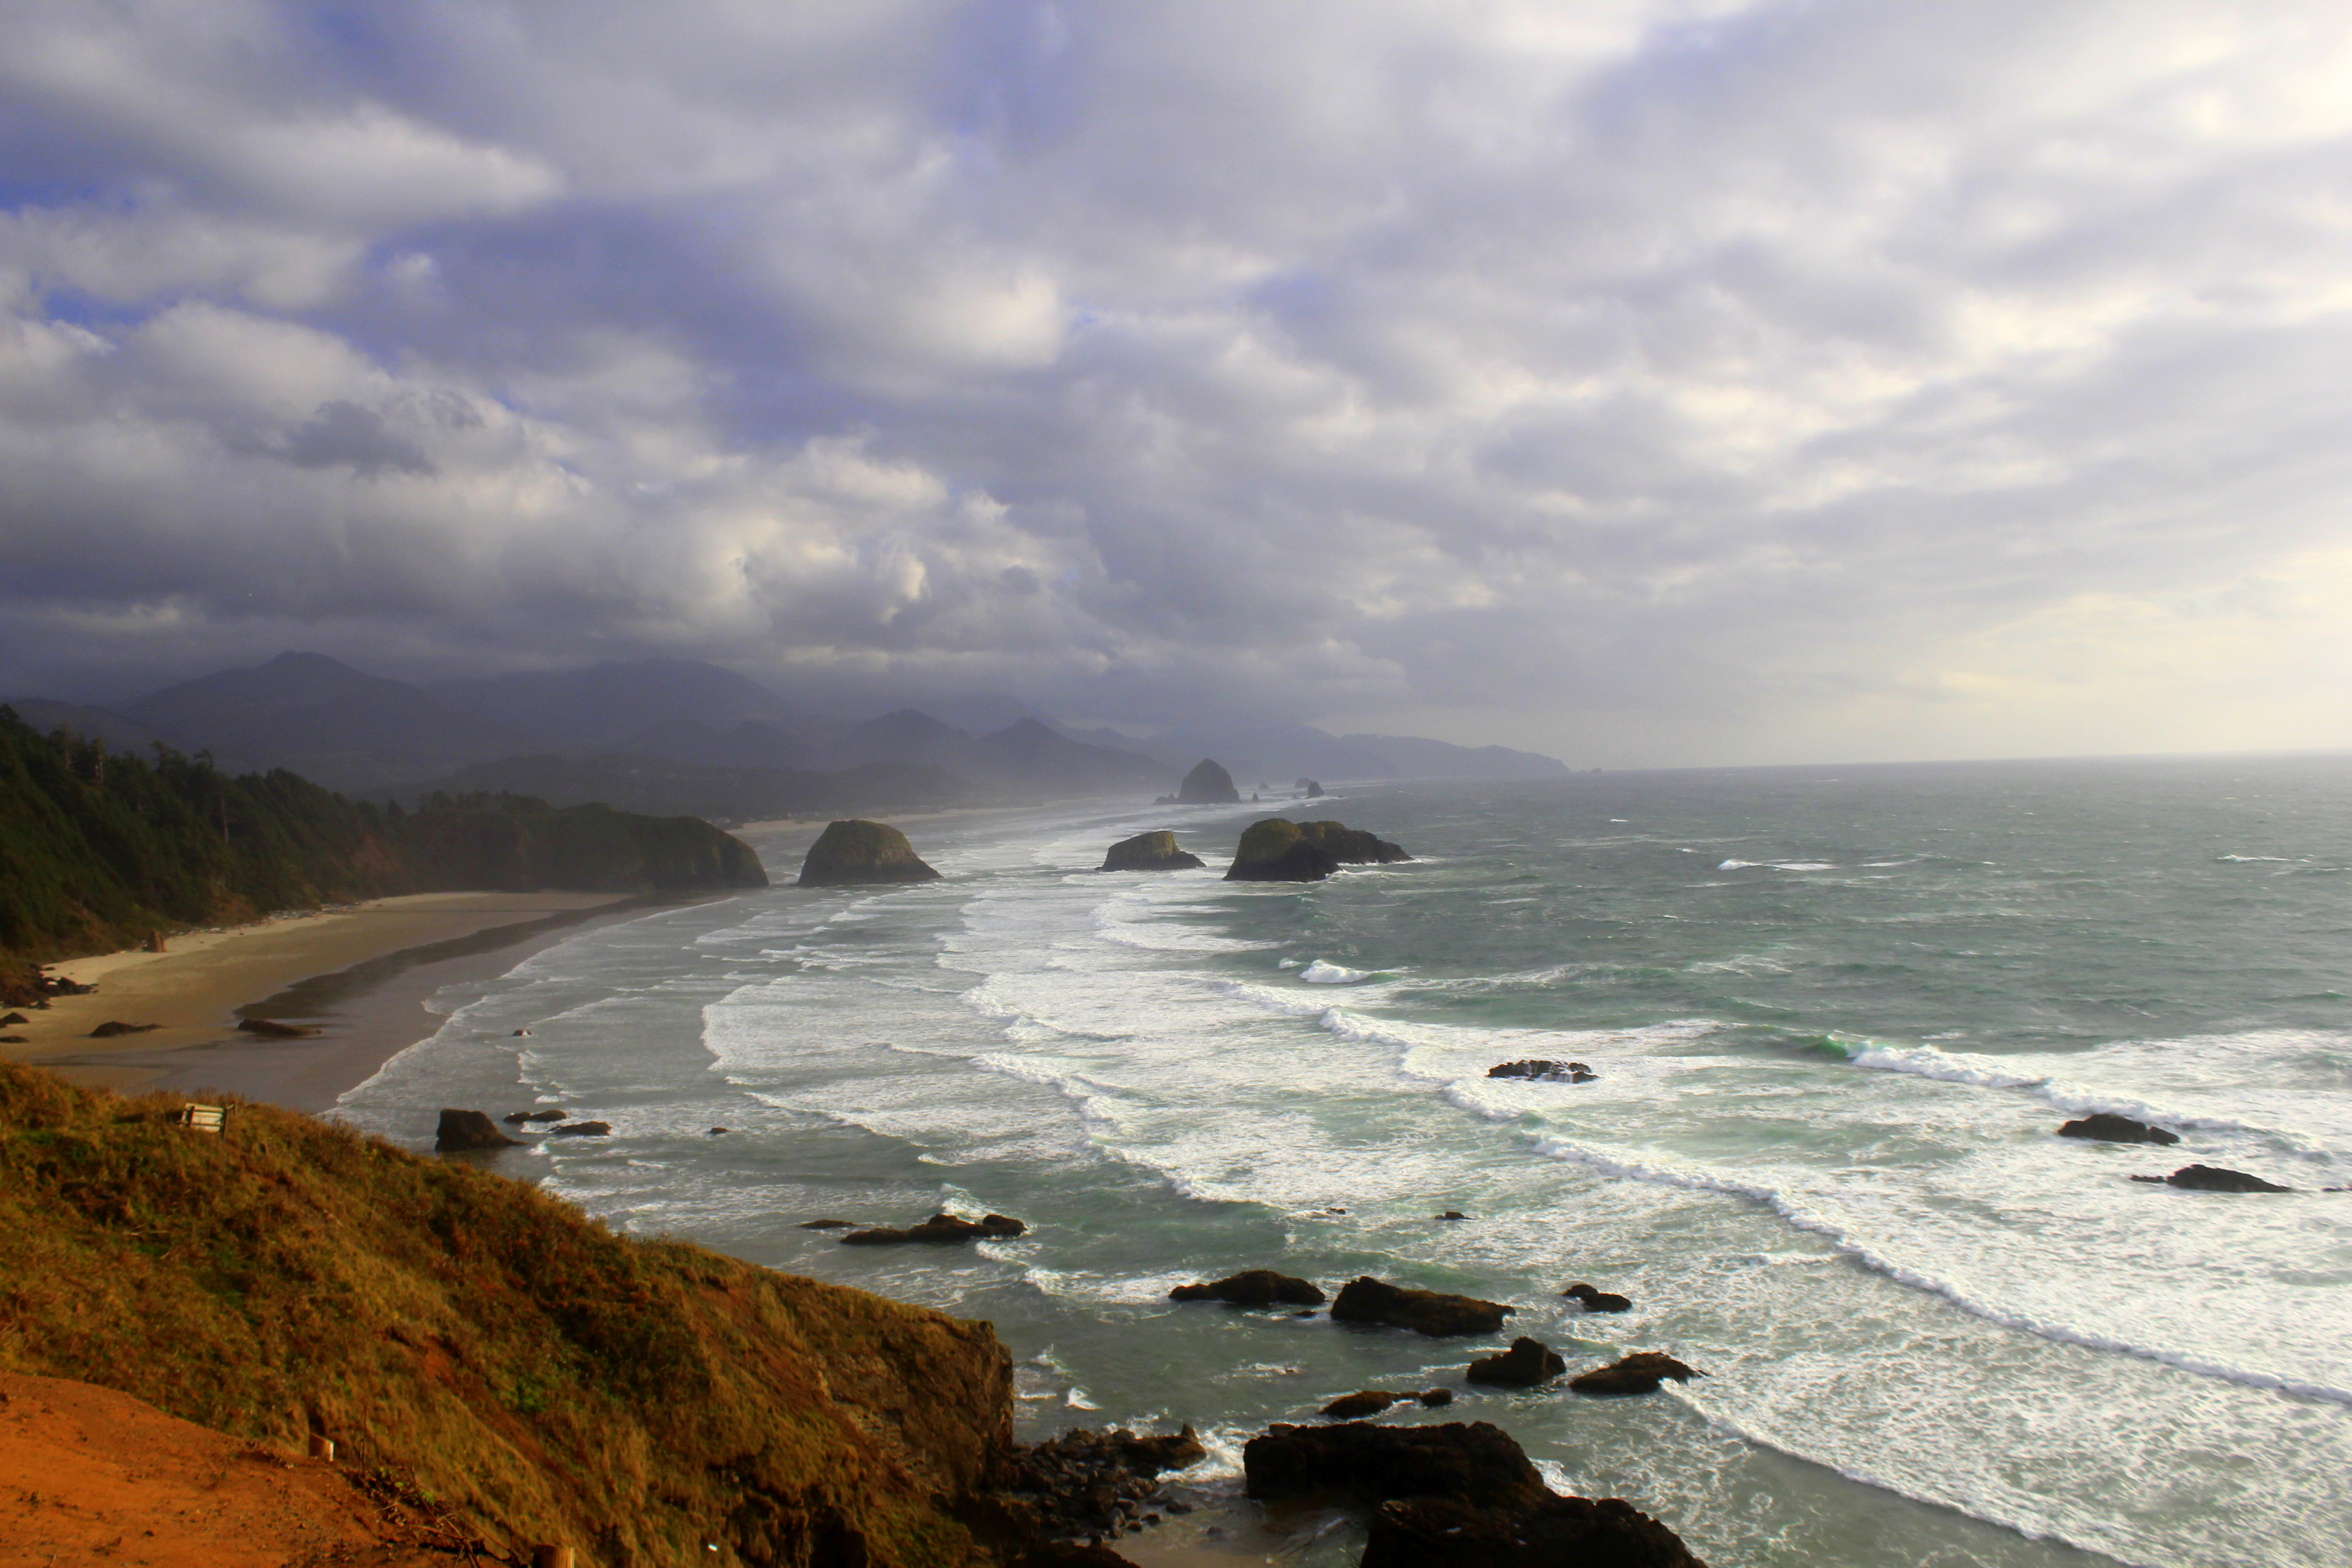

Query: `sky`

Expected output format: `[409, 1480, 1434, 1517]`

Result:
[4, 0, 2351, 767]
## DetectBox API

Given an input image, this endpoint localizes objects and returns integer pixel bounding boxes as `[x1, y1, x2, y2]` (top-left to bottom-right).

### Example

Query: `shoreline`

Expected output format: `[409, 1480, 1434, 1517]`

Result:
[5, 892, 679, 1112]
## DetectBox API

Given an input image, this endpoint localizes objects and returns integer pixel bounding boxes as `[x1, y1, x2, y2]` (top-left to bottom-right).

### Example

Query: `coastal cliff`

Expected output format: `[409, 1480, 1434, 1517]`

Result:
[0, 1059, 1011, 1566]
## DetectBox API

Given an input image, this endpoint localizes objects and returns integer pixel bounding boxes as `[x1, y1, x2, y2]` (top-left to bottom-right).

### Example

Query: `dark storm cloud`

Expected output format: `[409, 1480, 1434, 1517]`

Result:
[4, 0, 2351, 761]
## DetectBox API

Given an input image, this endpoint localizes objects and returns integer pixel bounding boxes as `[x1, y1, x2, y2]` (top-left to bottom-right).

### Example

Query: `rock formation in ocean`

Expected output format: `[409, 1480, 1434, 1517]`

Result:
[1168, 1269, 1326, 1307]
[2132, 1164, 2293, 1192]
[795, 818, 943, 887]
[1568, 1352, 1705, 1396]
[2059, 1112, 2180, 1146]
[234, 1016, 318, 1039]
[1329, 1276, 1512, 1337]
[1562, 1282, 1631, 1313]
[1320, 1390, 1401, 1419]
[551, 1120, 610, 1137]
[840, 1211, 1029, 1245]
[1466, 1338, 1567, 1388]
[1176, 759, 1242, 804]
[1100, 831, 1207, 872]
[1242, 1420, 1702, 1568]
[433, 1108, 520, 1151]
[1223, 819, 1411, 882]
[1488, 1058, 1597, 1083]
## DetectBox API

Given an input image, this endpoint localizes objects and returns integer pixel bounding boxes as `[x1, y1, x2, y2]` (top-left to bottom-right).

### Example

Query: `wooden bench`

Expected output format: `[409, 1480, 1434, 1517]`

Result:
[175, 1104, 225, 1134]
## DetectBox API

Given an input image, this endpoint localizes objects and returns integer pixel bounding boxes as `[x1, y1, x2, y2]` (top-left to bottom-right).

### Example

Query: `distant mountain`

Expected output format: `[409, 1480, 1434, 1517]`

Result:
[823, 708, 970, 770]
[616, 719, 820, 772]
[1136, 722, 1567, 784]
[1, 699, 176, 755]
[431, 659, 803, 751]
[116, 651, 541, 792]
[410, 752, 964, 824]
[957, 718, 1173, 796]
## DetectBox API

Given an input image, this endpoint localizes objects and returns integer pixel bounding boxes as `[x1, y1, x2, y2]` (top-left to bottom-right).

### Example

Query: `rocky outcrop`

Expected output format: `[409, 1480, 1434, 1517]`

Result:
[841, 1212, 1028, 1245]
[1224, 819, 1411, 882]
[992, 1425, 1204, 1553]
[1466, 1338, 1566, 1388]
[501, 1108, 567, 1124]
[1176, 760, 1241, 804]
[1244, 1420, 1705, 1568]
[1100, 831, 1206, 872]
[1321, 1390, 1401, 1419]
[796, 819, 942, 887]
[1488, 1059, 1597, 1083]
[2059, 1113, 2179, 1146]
[1168, 1269, 1326, 1307]
[86, 1020, 159, 1038]
[2132, 1164, 2293, 1192]
[1330, 1276, 1512, 1337]
[1568, 1352, 1705, 1396]
[433, 1109, 520, 1152]
[551, 1120, 610, 1137]
[1563, 1282, 1631, 1313]
[234, 1017, 318, 1039]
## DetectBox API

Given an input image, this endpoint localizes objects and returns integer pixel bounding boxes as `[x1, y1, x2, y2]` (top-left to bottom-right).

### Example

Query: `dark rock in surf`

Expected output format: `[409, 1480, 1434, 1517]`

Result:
[1320, 1390, 1401, 1419]
[502, 1107, 566, 1124]
[1225, 818, 1410, 882]
[1245, 1420, 1543, 1507]
[1568, 1352, 1704, 1396]
[1168, 1269, 1326, 1307]
[2059, 1112, 2179, 1146]
[235, 1016, 318, 1039]
[1562, 1282, 1631, 1313]
[552, 1120, 611, 1137]
[1176, 759, 1241, 804]
[2143, 1164, 2293, 1192]
[841, 1211, 1027, 1245]
[799, 1218, 857, 1230]
[1435, 1210, 1468, 1221]
[1330, 1276, 1512, 1337]
[1466, 1337, 1567, 1389]
[86, 1020, 158, 1038]
[796, 818, 942, 887]
[434, 1108, 521, 1152]
[1100, 830, 1206, 872]
[1418, 1389, 1453, 1407]
[1488, 1058, 1597, 1083]
[1363, 1493, 1707, 1568]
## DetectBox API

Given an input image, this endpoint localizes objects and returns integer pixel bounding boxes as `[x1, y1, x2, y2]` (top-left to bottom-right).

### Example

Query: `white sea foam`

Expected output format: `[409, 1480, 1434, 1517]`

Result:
[1298, 959, 1371, 984]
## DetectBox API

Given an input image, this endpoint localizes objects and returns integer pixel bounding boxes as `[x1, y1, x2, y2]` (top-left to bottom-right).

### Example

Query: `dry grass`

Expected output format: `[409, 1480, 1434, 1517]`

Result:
[0, 1060, 1011, 1567]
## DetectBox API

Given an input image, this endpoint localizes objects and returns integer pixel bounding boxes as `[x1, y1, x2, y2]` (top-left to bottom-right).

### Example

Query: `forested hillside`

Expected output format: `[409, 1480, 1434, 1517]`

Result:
[0, 706, 765, 964]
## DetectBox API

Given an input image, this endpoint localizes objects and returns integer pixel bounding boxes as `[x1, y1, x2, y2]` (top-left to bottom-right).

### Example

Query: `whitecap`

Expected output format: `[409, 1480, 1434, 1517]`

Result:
[1299, 960, 1372, 984]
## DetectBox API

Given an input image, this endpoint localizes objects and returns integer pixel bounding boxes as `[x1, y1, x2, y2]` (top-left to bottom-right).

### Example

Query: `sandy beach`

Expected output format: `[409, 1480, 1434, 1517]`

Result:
[3, 892, 647, 1112]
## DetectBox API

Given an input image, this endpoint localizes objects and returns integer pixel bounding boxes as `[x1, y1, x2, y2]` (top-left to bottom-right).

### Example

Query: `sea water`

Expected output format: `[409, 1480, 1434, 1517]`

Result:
[334, 756, 2352, 1568]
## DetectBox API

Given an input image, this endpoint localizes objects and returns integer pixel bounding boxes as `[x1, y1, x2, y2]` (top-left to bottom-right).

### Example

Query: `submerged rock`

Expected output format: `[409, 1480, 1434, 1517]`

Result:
[2059, 1112, 2179, 1146]
[1466, 1338, 1567, 1389]
[552, 1120, 611, 1137]
[1320, 1390, 1401, 1419]
[235, 1017, 318, 1039]
[1176, 759, 1241, 804]
[1330, 1276, 1512, 1337]
[1168, 1269, 1326, 1307]
[86, 1020, 159, 1038]
[1568, 1352, 1705, 1396]
[502, 1107, 567, 1124]
[796, 819, 942, 887]
[1418, 1389, 1453, 1407]
[1487, 1058, 1597, 1083]
[434, 1108, 521, 1152]
[1100, 830, 1207, 872]
[1562, 1282, 1632, 1313]
[2134, 1164, 2293, 1192]
[841, 1211, 1029, 1245]
[1225, 818, 1411, 882]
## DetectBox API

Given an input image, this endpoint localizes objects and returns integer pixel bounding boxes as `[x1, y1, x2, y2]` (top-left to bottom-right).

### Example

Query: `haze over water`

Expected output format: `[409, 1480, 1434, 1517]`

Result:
[338, 755, 2352, 1568]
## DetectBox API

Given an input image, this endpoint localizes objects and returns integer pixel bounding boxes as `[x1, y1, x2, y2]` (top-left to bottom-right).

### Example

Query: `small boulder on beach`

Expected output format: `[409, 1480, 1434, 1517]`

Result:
[435, 1108, 521, 1152]
[1100, 830, 1206, 872]
[86, 1020, 159, 1038]
[2059, 1112, 2179, 1146]
[1562, 1282, 1631, 1313]
[2133, 1164, 2292, 1192]
[1466, 1337, 1567, 1389]
[0, 1012, 27, 1026]
[1320, 1390, 1401, 1419]
[1169, 1269, 1326, 1307]
[1568, 1352, 1705, 1396]
[796, 819, 942, 887]
[1330, 1276, 1513, 1337]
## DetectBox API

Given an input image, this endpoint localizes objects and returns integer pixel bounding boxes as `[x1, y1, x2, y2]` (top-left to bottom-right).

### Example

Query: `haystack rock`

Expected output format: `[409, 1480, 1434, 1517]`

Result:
[1169, 1269, 1326, 1307]
[1225, 819, 1411, 882]
[435, 1108, 521, 1152]
[1100, 830, 1206, 872]
[1330, 1276, 1511, 1337]
[796, 819, 942, 887]
[2058, 1113, 2179, 1146]
[1177, 758, 1241, 804]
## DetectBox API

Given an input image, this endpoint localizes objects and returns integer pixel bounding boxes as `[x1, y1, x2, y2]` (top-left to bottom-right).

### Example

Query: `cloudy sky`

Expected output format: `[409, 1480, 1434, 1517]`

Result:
[5, 1, 2351, 766]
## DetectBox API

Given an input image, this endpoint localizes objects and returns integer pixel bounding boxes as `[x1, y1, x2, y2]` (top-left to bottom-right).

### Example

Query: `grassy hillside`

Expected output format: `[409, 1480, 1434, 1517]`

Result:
[0, 1060, 1012, 1566]
[0, 706, 764, 964]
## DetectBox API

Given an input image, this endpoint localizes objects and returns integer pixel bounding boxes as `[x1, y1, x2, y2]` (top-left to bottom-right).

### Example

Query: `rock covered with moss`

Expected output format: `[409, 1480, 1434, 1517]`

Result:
[796, 819, 942, 887]
[1175, 759, 1241, 804]
[1224, 819, 1411, 882]
[1100, 831, 1206, 872]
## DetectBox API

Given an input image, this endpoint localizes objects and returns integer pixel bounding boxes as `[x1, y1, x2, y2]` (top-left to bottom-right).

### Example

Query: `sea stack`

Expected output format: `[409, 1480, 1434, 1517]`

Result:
[796, 820, 942, 887]
[1101, 830, 1207, 872]
[1225, 818, 1411, 882]
[1177, 758, 1242, 804]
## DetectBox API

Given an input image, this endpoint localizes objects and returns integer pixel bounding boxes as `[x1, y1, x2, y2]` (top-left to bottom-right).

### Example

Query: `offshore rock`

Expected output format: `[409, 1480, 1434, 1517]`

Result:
[86, 1020, 158, 1038]
[1224, 819, 1411, 882]
[1101, 831, 1207, 872]
[1363, 1494, 1708, 1568]
[1568, 1352, 1705, 1396]
[2135, 1164, 2293, 1192]
[434, 1108, 521, 1152]
[235, 1017, 319, 1039]
[1320, 1390, 1401, 1419]
[796, 819, 942, 887]
[1168, 1269, 1326, 1307]
[502, 1107, 566, 1124]
[1488, 1058, 1597, 1083]
[2059, 1112, 2179, 1146]
[1245, 1421, 1544, 1508]
[1330, 1276, 1512, 1337]
[1563, 1282, 1632, 1313]
[1176, 759, 1241, 804]
[842, 1211, 1028, 1245]
[1466, 1337, 1567, 1389]
[552, 1120, 611, 1137]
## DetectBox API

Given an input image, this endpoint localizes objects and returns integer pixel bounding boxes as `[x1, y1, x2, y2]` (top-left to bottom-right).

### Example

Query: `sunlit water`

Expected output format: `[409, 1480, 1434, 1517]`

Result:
[337, 756, 2352, 1568]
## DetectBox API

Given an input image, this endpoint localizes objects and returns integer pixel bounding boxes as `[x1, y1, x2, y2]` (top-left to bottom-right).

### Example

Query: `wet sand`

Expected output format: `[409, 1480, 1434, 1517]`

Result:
[4, 893, 651, 1112]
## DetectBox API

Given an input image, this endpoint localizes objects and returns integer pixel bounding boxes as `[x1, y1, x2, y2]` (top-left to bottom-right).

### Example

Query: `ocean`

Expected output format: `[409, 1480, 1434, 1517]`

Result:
[333, 755, 2352, 1568]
